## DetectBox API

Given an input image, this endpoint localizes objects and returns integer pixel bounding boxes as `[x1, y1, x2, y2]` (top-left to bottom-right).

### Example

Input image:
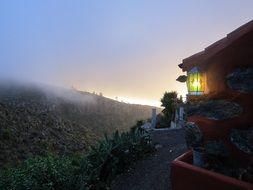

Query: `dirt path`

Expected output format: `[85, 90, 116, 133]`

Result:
[111, 128, 187, 190]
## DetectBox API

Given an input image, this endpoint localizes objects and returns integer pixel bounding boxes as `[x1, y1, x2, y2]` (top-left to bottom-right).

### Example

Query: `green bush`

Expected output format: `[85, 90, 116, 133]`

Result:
[0, 155, 81, 190]
[78, 123, 154, 190]
[155, 113, 171, 128]
[0, 121, 154, 190]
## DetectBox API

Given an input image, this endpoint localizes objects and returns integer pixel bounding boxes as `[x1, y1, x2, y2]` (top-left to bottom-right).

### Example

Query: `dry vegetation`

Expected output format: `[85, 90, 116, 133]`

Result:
[0, 83, 161, 168]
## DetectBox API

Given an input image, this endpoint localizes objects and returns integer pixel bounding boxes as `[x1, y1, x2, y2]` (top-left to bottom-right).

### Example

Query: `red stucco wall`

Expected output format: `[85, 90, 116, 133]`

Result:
[189, 30, 253, 164]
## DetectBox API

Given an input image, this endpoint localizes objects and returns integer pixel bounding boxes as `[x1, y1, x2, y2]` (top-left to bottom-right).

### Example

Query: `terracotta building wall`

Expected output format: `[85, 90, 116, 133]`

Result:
[189, 30, 253, 164]
[205, 31, 253, 95]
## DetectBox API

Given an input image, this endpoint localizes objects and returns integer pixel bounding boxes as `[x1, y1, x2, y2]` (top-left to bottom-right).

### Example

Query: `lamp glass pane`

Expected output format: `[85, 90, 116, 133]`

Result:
[187, 72, 205, 93]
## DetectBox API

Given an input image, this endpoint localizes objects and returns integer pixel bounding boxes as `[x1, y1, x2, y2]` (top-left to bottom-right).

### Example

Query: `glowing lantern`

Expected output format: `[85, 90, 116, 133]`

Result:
[187, 67, 205, 95]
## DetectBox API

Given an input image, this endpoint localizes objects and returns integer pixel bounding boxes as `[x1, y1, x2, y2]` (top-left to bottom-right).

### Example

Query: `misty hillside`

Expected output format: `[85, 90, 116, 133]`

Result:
[0, 82, 160, 168]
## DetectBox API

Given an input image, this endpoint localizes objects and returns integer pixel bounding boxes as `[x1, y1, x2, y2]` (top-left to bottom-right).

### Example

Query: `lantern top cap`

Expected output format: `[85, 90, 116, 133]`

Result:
[189, 67, 199, 73]
[188, 67, 204, 73]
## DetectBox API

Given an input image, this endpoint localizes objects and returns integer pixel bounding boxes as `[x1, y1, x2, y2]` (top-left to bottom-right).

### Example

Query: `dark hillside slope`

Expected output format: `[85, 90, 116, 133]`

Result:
[0, 83, 160, 168]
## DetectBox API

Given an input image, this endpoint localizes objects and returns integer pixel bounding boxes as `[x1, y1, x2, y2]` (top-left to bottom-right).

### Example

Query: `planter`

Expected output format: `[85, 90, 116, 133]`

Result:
[171, 151, 253, 190]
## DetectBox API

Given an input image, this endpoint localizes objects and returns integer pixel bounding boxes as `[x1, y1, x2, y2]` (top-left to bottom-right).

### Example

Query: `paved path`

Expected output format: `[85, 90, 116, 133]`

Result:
[111, 128, 187, 190]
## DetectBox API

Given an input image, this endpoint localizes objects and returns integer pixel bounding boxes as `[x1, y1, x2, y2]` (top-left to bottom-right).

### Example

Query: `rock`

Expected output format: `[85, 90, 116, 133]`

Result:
[186, 100, 243, 120]
[141, 122, 153, 131]
[230, 128, 253, 154]
[184, 122, 202, 148]
[154, 144, 163, 150]
[227, 67, 253, 92]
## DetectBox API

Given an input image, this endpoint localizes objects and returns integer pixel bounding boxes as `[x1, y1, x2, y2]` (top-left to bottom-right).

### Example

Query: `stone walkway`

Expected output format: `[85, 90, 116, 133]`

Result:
[111, 128, 187, 190]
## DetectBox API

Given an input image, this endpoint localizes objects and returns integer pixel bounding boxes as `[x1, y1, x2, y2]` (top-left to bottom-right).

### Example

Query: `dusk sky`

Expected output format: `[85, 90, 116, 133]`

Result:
[1, 1, 253, 106]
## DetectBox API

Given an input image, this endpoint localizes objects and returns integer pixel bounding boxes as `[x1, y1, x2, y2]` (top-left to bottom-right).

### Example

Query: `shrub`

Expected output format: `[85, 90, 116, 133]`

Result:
[0, 155, 81, 190]
[77, 124, 154, 190]
[0, 121, 154, 190]
[160, 91, 178, 122]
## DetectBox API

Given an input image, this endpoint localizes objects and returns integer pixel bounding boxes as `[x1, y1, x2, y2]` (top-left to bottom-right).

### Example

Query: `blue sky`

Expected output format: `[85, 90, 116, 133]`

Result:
[1, 0, 253, 106]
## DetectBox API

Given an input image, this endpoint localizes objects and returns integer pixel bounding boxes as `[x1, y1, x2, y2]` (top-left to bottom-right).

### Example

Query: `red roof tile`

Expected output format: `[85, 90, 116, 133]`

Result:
[181, 20, 253, 72]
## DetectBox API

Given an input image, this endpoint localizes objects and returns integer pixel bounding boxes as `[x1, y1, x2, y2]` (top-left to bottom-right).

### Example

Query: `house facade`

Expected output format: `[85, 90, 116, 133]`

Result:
[172, 20, 253, 190]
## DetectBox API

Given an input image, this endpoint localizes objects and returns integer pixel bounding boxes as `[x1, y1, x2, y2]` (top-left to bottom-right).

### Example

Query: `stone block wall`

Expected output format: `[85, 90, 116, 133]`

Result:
[187, 31, 253, 165]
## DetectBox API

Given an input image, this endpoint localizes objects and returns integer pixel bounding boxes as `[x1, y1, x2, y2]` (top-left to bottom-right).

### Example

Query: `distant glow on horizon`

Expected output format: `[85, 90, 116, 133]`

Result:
[109, 96, 162, 108]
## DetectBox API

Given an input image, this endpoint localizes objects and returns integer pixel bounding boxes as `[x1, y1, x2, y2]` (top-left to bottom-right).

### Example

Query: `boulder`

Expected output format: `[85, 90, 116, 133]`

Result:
[227, 67, 253, 92]
[184, 122, 202, 148]
[230, 128, 253, 154]
[141, 122, 153, 131]
[186, 100, 243, 120]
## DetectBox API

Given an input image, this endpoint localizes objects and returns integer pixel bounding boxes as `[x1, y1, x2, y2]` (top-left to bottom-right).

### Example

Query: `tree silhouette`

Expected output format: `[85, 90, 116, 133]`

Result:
[160, 91, 178, 122]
